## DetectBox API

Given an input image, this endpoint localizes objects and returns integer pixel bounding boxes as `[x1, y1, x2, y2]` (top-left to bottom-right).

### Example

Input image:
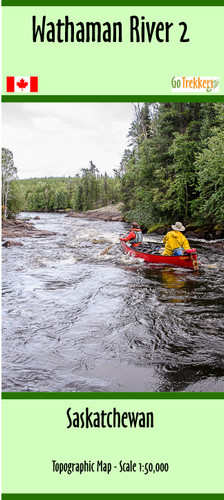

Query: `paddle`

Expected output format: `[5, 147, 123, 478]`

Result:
[100, 232, 129, 256]
[100, 240, 120, 255]
[199, 262, 218, 269]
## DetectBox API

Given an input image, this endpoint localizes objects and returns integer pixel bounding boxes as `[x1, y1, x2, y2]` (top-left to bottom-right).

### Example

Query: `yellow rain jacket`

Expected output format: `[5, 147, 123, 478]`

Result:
[162, 231, 190, 256]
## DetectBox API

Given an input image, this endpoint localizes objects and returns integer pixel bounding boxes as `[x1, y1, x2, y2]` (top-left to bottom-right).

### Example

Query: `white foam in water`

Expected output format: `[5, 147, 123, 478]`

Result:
[39, 255, 77, 266]
[120, 254, 145, 265]
[59, 257, 77, 265]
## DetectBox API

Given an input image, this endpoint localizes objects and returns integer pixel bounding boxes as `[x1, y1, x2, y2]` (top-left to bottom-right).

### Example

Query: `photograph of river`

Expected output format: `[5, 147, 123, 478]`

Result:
[2, 102, 224, 392]
[2, 213, 224, 392]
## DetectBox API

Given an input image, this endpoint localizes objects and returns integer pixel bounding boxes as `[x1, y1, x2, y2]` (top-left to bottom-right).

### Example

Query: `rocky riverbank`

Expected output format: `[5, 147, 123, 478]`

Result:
[65, 203, 125, 222]
[2, 218, 57, 247]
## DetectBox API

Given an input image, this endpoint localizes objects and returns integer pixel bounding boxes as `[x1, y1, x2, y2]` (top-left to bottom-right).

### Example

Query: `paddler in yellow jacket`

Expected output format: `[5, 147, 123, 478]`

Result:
[162, 221, 190, 256]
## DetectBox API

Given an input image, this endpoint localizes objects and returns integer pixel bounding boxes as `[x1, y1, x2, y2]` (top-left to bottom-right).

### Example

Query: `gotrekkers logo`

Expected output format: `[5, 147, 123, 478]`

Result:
[171, 76, 219, 93]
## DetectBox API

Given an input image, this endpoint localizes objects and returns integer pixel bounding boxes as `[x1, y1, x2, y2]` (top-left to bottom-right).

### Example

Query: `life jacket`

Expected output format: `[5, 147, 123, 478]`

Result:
[131, 229, 143, 245]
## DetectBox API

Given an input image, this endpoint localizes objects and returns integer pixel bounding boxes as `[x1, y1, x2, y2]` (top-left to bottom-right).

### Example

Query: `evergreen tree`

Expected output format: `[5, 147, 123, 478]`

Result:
[118, 102, 224, 228]
[193, 128, 224, 224]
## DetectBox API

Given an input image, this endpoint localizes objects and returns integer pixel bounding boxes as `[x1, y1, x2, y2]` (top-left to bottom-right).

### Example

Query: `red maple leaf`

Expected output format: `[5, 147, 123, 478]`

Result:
[16, 78, 28, 91]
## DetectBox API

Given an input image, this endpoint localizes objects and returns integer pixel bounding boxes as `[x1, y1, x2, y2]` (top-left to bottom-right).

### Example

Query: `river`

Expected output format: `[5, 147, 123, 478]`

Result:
[2, 212, 224, 392]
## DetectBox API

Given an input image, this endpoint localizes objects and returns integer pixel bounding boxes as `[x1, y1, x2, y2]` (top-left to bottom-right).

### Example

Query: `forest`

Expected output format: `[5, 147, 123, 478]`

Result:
[2, 102, 224, 231]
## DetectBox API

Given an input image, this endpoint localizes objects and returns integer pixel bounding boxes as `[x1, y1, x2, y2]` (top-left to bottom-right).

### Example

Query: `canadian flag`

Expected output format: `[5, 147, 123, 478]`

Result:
[7, 76, 38, 93]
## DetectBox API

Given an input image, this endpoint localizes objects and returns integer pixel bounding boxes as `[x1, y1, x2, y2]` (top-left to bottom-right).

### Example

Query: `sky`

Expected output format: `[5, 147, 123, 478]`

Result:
[2, 102, 135, 179]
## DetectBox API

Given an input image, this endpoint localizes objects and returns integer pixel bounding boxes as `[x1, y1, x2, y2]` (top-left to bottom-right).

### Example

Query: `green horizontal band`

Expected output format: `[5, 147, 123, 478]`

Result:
[2, 95, 224, 103]
[2, 1, 224, 6]
[2, 494, 224, 499]
[2, 391, 224, 399]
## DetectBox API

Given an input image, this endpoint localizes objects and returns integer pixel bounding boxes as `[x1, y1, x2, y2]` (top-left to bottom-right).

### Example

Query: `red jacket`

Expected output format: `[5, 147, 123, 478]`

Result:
[121, 229, 142, 247]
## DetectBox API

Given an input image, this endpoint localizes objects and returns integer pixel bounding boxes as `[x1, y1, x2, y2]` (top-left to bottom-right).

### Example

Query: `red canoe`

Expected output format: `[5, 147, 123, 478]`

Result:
[120, 240, 199, 270]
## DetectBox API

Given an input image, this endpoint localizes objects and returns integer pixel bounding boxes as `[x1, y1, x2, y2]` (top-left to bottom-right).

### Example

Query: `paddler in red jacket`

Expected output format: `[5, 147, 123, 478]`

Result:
[120, 222, 143, 247]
